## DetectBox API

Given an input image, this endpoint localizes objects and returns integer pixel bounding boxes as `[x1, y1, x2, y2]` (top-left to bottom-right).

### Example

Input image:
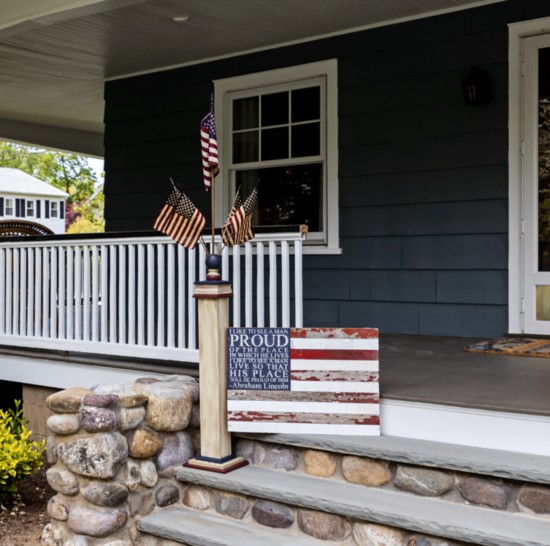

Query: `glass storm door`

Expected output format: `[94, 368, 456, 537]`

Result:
[522, 35, 550, 334]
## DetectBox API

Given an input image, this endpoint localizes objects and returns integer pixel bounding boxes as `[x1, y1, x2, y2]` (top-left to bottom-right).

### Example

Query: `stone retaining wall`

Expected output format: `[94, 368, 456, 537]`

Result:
[42, 375, 199, 546]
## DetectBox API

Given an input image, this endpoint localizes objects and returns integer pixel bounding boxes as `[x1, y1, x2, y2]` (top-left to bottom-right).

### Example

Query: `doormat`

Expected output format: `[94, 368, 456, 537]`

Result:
[465, 337, 550, 358]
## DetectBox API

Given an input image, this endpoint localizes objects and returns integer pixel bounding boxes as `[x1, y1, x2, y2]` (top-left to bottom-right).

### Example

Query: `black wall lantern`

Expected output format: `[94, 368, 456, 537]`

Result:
[461, 67, 491, 105]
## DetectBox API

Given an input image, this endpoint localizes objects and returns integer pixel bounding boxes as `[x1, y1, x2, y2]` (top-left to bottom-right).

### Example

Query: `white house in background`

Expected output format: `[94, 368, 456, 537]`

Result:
[0, 168, 68, 234]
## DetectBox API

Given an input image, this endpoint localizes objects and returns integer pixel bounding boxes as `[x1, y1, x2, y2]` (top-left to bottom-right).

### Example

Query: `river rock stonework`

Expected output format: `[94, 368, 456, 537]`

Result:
[42, 375, 198, 545]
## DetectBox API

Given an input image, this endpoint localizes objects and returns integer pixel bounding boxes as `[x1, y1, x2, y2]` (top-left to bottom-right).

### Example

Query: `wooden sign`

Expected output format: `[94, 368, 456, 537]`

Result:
[227, 327, 379, 435]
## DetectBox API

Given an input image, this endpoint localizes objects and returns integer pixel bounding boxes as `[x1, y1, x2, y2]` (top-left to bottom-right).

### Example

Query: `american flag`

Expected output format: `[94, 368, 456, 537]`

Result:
[220, 187, 257, 247]
[227, 328, 380, 436]
[200, 99, 219, 191]
[153, 189, 205, 249]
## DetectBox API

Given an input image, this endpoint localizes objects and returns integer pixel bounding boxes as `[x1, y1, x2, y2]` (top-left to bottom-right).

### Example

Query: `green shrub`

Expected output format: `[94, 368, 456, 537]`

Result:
[0, 401, 45, 501]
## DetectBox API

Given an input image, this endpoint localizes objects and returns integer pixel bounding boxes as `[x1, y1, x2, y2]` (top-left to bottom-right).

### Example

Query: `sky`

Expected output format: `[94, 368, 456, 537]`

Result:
[87, 156, 104, 180]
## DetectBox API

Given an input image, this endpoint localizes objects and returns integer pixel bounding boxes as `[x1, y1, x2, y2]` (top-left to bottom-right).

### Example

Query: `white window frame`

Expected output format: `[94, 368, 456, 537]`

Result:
[214, 59, 340, 254]
[5, 198, 13, 216]
[50, 200, 59, 218]
[26, 199, 34, 217]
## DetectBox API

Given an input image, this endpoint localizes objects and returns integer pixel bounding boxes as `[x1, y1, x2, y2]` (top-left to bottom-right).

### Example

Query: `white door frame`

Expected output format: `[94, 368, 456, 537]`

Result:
[509, 17, 550, 334]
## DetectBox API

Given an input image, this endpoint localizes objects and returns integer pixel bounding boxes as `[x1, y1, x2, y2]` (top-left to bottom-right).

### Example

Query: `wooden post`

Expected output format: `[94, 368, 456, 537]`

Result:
[184, 280, 248, 473]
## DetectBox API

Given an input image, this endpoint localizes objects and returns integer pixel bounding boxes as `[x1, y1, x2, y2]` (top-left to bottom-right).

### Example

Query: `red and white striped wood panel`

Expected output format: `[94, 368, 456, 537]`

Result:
[227, 327, 379, 435]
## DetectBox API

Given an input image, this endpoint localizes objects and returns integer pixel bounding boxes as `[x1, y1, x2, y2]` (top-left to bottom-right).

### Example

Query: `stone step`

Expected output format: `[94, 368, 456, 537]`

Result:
[175, 464, 550, 546]
[138, 506, 329, 546]
[236, 432, 550, 484]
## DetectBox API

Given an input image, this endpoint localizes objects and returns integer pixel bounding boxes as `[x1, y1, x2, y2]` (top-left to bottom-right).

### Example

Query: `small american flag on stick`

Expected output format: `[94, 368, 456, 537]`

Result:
[200, 98, 219, 191]
[153, 187, 205, 249]
[221, 187, 258, 247]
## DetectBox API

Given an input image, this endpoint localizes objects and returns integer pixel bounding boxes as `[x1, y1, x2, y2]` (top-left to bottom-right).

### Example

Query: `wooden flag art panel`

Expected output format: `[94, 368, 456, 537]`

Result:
[227, 327, 379, 436]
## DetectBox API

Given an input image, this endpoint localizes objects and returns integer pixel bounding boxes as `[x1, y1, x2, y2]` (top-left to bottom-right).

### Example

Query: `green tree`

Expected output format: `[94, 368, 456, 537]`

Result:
[0, 141, 104, 231]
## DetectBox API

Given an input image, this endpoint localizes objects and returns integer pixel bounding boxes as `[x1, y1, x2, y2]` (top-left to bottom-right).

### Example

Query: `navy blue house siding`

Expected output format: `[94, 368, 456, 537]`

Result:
[103, 0, 549, 337]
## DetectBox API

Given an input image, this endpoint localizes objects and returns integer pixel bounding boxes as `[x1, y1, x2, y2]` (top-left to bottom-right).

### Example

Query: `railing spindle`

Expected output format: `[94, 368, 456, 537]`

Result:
[256, 242, 265, 328]
[83, 246, 91, 341]
[27, 249, 33, 336]
[13, 248, 19, 336]
[146, 244, 154, 346]
[269, 241, 277, 327]
[91, 246, 99, 342]
[245, 242, 253, 327]
[167, 244, 175, 348]
[49, 247, 57, 338]
[118, 244, 127, 345]
[137, 244, 145, 346]
[128, 245, 136, 345]
[232, 244, 241, 327]
[58, 247, 66, 339]
[156, 244, 165, 347]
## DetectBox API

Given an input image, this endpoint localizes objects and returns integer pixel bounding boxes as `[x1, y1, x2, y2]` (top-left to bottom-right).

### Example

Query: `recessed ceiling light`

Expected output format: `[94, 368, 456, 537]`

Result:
[172, 14, 191, 23]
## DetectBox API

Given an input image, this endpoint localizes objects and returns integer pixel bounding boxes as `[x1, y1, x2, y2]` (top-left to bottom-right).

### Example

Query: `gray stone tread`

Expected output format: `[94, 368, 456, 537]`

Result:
[139, 507, 327, 546]
[237, 432, 550, 484]
[177, 465, 550, 546]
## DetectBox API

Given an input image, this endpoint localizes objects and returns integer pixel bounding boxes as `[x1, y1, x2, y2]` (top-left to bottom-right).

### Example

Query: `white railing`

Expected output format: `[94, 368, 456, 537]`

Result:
[0, 229, 305, 363]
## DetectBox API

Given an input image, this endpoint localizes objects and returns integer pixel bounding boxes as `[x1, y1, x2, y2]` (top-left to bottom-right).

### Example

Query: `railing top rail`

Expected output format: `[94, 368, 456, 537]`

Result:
[0, 225, 307, 248]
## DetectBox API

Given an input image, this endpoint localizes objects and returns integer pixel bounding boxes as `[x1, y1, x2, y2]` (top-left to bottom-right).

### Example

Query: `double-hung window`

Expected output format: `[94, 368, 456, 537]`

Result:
[26, 200, 34, 217]
[215, 60, 339, 252]
[50, 201, 59, 218]
[5, 198, 13, 216]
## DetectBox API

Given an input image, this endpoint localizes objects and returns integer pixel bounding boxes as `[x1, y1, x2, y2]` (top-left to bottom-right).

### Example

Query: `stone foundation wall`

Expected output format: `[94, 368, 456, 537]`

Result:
[42, 375, 199, 545]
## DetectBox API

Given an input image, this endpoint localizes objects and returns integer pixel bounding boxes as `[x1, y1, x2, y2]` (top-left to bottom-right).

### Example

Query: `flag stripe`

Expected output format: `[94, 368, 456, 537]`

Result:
[291, 338, 378, 351]
[227, 411, 380, 425]
[291, 349, 379, 361]
[290, 360, 379, 371]
[290, 380, 379, 393]
[228, 422, 381, 435]
[291, 328, 378, 339]
[291, 371, 378, 382]
[227, 400, 380, 415]
[227, 391, 379, 403]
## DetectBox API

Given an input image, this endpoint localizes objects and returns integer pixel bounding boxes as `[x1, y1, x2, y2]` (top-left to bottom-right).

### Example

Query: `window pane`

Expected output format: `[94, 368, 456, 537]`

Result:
[261, 92, 288, 127]
[261, 127, 288, 161]
[236, 163, 322, 231]
[292, 87, 320, 122]
[291, 123, 320, 157]
[233, 97, 258, 130]
[233, 130, 259, 163]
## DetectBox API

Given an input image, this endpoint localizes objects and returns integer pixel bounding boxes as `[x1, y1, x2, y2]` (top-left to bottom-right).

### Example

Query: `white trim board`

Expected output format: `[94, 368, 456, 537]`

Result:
[381, 398, 550, 456]
[0, 353, 163, 389]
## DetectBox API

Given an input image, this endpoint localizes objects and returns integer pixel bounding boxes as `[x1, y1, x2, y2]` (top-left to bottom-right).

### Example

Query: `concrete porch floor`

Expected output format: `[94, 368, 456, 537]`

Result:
[380, 334, 550, 417]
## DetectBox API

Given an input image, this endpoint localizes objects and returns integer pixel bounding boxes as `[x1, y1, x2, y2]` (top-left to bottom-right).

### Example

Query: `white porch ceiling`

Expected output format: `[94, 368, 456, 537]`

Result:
[0, 0, 505, 155]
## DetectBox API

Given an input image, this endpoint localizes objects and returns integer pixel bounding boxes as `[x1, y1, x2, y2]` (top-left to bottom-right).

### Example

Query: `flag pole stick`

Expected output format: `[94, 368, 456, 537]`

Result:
[210, 171, 215, 255]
